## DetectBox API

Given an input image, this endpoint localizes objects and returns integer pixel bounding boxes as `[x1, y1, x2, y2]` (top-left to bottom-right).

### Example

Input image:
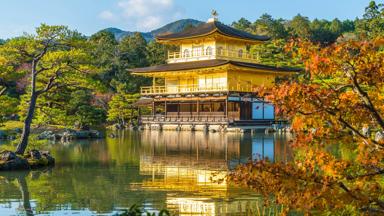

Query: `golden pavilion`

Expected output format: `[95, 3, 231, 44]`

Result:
[131, 16, 299, 132]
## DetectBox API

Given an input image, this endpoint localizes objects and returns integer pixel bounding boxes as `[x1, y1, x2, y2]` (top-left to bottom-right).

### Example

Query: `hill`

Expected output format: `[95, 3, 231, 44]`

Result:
[101, 19, 203, 41]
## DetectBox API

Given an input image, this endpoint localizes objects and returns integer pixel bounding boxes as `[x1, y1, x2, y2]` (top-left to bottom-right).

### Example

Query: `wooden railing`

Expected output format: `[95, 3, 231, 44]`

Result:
[141, 115, 229, 123]
[140, 84, 255, 95]
[167, 48, 260, 64]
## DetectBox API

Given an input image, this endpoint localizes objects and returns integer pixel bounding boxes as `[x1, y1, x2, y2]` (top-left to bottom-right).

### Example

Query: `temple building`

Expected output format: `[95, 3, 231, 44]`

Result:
[131, 16, 299, 131]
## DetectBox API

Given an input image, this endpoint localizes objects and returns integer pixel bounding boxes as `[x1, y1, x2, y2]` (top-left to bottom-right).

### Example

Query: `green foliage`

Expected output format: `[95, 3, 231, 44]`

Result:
[107, 88, 140, 126]
[74, 104, 106, 129]
[231, 12, 359, 45]
[0, 40, 26, 97]
[0, 95, 18, 125]
[1, 23, 170, 130]
[287, 14, 312, 39]
[1, 134, 49, 152]
[146, 41, 167, 66]
[89, 31, 169, 93]
[253, 14, 288, 39]
[19, 89, 106, 129]
[355, 1, 384, 39]
[250, 39, 301, 67]
[232, 18, 252, 31]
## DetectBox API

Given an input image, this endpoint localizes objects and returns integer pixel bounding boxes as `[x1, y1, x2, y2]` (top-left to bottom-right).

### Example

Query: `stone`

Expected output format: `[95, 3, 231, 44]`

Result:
[0, 150, 16, 161]
[89, 130, 103, 138]
[7, 135, 15, 140]
[41, 151, 55, 165]
[74, 130, 91, 139]
[0, 156, 30, 171]
[114, 123, 124, 130]
[28, 150, 55, 168]
[29, 149, 42, 160]
[38, 131, 56, 140]
[60, 129, 77, 142]
[375, 131, 384, 143]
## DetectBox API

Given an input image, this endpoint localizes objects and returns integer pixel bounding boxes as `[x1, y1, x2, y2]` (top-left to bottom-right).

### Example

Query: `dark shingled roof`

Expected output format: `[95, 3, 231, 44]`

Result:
[133, 98, 153, 107]
[130, 59, 301, 73]
[156, 21, 270, 42]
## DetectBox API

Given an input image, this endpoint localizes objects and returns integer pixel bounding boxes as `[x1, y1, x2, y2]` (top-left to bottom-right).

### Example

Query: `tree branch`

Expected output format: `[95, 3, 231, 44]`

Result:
[345, 62, 384, 130]
[0, 87, 7, 96]
[36, 68, 61, 95]
[0, 78, 9, 96]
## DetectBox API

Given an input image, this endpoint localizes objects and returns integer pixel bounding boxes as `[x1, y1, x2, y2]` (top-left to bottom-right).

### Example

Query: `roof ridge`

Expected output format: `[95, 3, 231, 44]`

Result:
[156, 20, 269, 42]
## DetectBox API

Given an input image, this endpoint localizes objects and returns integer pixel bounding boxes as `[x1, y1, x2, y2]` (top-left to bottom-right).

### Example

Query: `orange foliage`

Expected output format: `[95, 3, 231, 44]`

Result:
[230, 40, 384, 215]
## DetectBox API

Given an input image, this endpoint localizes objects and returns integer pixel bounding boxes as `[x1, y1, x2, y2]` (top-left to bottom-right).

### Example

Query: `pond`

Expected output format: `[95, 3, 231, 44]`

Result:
[0, 131, 292, 215]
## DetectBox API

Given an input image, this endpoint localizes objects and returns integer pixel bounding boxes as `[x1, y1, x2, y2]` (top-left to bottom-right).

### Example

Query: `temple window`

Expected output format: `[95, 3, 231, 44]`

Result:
[192, 45, 203, 57]
[217, 47, 223, 55]
[205, 46, 213, 56]
[238, 49, 243, 58]
[183, 49, 190, 57]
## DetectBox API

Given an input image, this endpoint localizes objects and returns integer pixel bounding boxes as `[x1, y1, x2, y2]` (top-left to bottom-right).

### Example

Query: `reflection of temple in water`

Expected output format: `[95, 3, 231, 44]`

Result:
[138, 131, 291, 215]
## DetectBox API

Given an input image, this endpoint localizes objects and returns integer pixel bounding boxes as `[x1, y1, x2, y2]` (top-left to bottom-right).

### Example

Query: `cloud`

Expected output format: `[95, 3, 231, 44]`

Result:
[99, 0, 183, 31]
[99, 10, 119, 22]
[138, 16, 163, 30]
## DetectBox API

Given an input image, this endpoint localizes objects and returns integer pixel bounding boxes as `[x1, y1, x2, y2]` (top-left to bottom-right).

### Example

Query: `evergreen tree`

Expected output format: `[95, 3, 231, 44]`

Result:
[232, 18, 252, 31]
[0, 24, 97, 154]
[287, 14, 312, 39]
[355, 1, 384, 39]
[252, 14, 288, 39]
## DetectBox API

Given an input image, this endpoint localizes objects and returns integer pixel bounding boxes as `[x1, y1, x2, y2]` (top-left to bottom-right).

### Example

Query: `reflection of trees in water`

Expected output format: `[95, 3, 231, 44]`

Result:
[17, 173, 33, 216]
[0, 171, 39, 216]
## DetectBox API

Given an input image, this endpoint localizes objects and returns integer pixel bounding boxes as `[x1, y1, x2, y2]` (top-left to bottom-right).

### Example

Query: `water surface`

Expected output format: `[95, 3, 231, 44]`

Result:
[0, 131, 292, 215]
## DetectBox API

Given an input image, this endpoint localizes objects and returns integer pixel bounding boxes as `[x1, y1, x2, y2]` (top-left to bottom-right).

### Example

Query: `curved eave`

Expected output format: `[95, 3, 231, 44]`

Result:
[228, 62, 301, 74]
[156, 30, 269, 45]
[131, 65, 229, 77]
[130, 60, 301, 76]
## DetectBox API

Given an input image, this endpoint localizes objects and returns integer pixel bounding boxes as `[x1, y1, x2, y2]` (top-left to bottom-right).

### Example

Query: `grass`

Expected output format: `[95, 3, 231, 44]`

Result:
[0, 120, 73, 133]
[0, 121, 24, 131]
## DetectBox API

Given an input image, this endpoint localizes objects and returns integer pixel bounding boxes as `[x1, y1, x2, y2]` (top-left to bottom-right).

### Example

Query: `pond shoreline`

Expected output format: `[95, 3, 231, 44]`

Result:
[0, 121, 105, 142]
[0, 149, 55, 171]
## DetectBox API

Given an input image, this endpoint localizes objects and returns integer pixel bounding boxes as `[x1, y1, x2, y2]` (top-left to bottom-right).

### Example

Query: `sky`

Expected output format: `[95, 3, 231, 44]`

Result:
[0, 0, 375, 39]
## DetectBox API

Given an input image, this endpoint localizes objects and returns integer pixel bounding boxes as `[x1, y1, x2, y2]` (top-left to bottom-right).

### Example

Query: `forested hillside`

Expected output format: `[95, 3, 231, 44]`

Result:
[102, 19, 203, 41]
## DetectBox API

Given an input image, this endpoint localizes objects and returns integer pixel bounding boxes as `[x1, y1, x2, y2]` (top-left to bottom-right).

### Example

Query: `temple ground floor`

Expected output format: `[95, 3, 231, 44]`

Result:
[138, 95, 289, 132]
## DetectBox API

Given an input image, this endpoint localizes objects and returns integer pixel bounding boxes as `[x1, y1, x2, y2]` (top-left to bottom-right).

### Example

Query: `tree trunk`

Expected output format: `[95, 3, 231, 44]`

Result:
[16, 93, 38, 155]
[16, 61, 38, 155]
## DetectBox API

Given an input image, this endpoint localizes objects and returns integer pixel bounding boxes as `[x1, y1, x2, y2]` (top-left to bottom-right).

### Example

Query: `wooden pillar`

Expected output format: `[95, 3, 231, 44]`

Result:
[225, 97, 228, 118]
[164, 100, 167, 117]
[152, 101, 155, 117]
[177, 101, 180, 117]
[138, 107, 142, 125]
[197, 100, 200, 116]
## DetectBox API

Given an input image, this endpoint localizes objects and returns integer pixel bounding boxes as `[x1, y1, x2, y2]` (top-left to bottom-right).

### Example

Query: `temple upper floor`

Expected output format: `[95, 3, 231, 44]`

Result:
[156, 19, 269, 64]
[167, 40, 259, 64]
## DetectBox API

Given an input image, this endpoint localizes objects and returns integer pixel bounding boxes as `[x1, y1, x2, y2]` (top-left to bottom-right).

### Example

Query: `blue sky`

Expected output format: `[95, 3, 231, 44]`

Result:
[0, 0, 375, 39]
